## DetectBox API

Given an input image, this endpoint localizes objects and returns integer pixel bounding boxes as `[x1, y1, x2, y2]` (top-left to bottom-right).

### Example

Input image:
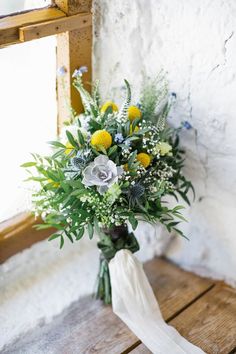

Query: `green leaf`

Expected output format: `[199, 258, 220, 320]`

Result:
[88, 222, 94, 239]
[128, 150, 137, 169]
[20, 162, 37, 168]
[48, 141, 66, 148]
[178, 191, 190, 206]
[65, 230, 74, 243]
[66, 130, 79, 148]
[77, 130, 85, 146]
[108, 145, 117, 156]
[129, 214, 138, 230]
[60, 235, 64, 249]
[52, 149, 65, 159]
[76, 226, 85, 240]
[48, 233, 61, 241]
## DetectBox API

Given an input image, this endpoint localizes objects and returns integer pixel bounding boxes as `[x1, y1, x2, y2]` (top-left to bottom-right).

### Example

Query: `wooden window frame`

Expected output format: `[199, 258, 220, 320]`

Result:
[0, 0, 92, 263]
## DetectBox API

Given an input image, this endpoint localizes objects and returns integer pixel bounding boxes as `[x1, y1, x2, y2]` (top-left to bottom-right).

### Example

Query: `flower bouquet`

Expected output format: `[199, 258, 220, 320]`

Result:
[22, 69, 194, 306]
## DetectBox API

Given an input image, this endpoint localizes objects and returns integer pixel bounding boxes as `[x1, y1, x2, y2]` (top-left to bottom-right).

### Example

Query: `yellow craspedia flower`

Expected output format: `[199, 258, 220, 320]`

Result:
[91, 130, 112, 150]
[129, 125, 139, 134]
[64, 142, 74, 155]
[101, 101, 118, 113]
[156, 142, 172, 156]
[128, 106, 142, 122]
[137, 152, 151, 168]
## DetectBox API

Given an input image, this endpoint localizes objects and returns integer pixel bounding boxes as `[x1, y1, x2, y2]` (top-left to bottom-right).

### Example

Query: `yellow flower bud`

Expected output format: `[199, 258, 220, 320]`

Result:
[101, 101, 118, 113]
[128, 106, 142, 122]
[137, 152, 151, 168]
[91, 130, 112, 150]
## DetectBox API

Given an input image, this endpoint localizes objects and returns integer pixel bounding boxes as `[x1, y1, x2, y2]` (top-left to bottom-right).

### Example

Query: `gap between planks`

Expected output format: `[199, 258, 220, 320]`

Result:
[122, 282, 216, 354]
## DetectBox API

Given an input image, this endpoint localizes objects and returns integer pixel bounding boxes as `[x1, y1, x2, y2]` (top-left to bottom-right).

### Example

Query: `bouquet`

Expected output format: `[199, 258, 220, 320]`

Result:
[22, 68, 194, 305]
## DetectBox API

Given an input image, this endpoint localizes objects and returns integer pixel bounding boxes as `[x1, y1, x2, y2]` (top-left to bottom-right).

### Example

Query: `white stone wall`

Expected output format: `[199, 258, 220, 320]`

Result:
[93, 0, 236, 285]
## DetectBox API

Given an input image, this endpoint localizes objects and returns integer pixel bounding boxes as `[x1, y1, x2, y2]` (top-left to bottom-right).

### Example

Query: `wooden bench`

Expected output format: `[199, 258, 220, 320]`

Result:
[3, 258, 236, 354]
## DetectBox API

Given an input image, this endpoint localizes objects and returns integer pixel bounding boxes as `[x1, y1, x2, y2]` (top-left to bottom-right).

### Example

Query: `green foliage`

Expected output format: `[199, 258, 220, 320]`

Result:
[22, 73, 194, 247]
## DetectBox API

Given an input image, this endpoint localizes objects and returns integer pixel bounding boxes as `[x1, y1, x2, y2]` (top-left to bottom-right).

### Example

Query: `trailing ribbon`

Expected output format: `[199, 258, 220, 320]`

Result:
[96, 226, 140, 304]
[109, 250, 205, 354]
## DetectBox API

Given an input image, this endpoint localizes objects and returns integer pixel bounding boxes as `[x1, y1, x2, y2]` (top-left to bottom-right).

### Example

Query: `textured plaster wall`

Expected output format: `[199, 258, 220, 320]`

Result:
[93, 0, 236, 285]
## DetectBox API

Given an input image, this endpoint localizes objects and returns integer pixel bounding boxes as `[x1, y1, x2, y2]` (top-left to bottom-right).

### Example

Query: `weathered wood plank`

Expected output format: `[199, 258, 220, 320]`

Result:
[144, 258, 214, 321]
[169, 284, 236, 354]
[19, 12, 91, 42]
[0, 8, 66, 47]
[56, 0, 92, 128]
[129, 344, 152, 354]
[2, 258, 213, 354]
[0, 213, 55, 264]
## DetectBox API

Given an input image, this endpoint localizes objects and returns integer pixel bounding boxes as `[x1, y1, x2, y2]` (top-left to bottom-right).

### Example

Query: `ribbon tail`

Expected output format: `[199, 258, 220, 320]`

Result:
[109, 250, 205, 354]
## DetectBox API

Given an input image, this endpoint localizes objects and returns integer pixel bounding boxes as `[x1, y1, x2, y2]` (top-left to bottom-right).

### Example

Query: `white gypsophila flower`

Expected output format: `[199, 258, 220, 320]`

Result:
[82, 155, 123, 194]
[78, 113, 91, 131]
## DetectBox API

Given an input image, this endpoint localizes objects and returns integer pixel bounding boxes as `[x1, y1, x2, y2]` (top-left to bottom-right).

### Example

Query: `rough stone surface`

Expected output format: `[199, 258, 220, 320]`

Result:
[93, 0, 236, 286]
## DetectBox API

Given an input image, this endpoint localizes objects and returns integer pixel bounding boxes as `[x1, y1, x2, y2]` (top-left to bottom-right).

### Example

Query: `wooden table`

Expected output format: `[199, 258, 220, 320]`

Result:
[3, 258, 236, 354]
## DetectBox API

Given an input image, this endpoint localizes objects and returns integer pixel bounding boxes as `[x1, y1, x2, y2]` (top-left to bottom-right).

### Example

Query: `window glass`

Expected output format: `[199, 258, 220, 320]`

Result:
[0, 36, 57, 222]
[0, 0, 52, 17]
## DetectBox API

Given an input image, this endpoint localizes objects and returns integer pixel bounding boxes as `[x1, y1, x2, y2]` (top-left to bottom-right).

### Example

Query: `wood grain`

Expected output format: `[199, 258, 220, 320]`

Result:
[2, 258, 214, 353]
[169, 284, 236, 354]
[20, 12, 91, 42]
[144, 258, 214, 321]
[0, 213, 55, 263]
[0, 8, 66, 47]
[133, 283, 236, 354]
[56, 0, 92, 128]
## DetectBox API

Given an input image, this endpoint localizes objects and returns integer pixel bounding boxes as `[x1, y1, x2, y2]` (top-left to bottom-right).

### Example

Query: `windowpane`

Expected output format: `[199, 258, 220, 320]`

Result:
[0, 0, 52, 17]
[0, 36, 57, 222]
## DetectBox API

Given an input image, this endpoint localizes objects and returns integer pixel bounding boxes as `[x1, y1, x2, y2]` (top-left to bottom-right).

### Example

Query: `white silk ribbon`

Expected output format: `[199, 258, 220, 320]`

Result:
[109, 250, 205, 354]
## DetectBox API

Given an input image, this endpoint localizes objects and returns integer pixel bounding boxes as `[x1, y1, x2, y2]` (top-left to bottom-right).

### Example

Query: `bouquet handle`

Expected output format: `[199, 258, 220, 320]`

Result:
[109, 250, 205, 354]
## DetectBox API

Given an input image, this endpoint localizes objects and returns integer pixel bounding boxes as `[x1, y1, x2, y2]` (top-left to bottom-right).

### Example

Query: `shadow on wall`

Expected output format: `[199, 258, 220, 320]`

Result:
[93, 0, 236, 285]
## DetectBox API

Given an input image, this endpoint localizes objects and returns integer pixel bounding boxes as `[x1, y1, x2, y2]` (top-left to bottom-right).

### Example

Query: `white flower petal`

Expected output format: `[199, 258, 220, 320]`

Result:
[94, 155, 109, 165]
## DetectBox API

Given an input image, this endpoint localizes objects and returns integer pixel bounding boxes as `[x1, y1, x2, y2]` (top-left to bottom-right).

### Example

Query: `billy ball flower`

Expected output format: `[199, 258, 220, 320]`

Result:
[82, 155, 123, 194]
[91, 130, 112, 150]
[137, 152, 151, 168]
[128, 106, 142, 122]
[101, 101, 118, 113]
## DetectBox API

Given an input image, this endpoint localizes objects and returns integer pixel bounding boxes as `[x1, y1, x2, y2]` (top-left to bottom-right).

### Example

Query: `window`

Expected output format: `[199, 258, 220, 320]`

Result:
[0, 1, 52, 17]
[0, 0, 92, 262]
[0, 36, 57, 222]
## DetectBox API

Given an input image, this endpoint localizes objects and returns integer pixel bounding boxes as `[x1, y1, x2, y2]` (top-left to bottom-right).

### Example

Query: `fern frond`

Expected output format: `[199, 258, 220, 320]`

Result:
[117, 79, 131, 122]
[140, 72, 168, 124]
[156, 101, 171, 131]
